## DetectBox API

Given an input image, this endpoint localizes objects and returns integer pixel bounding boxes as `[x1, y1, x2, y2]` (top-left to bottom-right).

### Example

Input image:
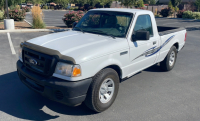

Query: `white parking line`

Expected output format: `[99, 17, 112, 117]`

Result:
[7, 33, 16, 55]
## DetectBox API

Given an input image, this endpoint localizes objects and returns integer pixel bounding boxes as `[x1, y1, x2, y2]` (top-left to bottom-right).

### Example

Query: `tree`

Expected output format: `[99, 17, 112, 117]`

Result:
[69, 0, 79, 4]
[55, 0, 69, 8]
[98, 0, 113, 8]
[89, 0, 99, 7]
[119, 0, 136, 8]
[168, 0, 173, 8]
[150, 0, 156, 4]
[171, 0, 181, 7]
[195, 0, 200, 12]
[0, 0, 27, 9]
[73, 0, 87, 7]
[21, 0, 26, 3]
[0, 0, 4, 9]
[143, 0, 149, 4]
[137, 0, 144, 7]
[26, 0, 43, 5]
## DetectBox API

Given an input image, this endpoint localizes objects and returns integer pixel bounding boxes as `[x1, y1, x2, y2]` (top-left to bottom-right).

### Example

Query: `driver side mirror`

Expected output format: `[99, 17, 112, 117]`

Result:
[132, 30, 150, 41]
[72, 22, 77, 28]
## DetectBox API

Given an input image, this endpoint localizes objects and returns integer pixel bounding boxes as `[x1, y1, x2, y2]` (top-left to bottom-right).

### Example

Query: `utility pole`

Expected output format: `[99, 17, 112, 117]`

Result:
[6, 0, 9, 19]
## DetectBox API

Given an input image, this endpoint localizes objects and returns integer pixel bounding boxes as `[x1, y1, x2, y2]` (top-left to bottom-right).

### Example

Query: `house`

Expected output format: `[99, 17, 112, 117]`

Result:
[159, 0, 195, 4]
[159, 0, 197, 10]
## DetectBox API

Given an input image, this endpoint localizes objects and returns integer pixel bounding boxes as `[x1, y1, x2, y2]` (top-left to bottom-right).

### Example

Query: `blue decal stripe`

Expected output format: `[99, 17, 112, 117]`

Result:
[132, 35, 175, 61]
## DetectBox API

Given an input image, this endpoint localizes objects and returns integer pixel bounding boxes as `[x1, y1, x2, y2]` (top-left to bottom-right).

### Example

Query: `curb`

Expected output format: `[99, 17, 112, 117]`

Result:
[0, 29, 53, 33]
[42, 10, 69, 12]
[155, 17, 200, 21]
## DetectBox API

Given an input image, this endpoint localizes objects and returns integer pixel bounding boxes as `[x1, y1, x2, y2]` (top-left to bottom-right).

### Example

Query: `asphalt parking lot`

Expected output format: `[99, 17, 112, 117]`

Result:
[26, 10, 68, 27]
[0, 18, 200, 121]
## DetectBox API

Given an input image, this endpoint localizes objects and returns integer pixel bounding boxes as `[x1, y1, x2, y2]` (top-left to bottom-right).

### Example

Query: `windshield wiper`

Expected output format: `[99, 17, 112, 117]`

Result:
[89, 30, 116, 39]
[74, 27, 85, 33]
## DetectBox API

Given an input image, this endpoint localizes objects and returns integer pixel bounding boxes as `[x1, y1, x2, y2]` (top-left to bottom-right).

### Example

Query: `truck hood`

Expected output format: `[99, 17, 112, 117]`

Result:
[27, 30, 128, 64]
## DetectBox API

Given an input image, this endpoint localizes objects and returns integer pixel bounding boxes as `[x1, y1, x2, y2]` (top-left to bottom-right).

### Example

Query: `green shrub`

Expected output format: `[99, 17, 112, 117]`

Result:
[182, 11, 194, 19]
[32, 6, 45, 29]
[33, 15, 45, 28]
[43, 5, 48, 9]
[182, 11, 200, 19]
[193, 12, 200, 19]
[74, 7, 79, 10]
[62, 11, 84, 27]
[177, 10, 185, 18]
[22, 6, 31, 12]
[69, 7, 75, 10]
[9, 8, 26, 21]
[0, 10, 4, 20]
[9, 5, 16, 10]
[155, 14, 161, 17]
[160, 8, 173, 17]
[69, 7, 79, 10]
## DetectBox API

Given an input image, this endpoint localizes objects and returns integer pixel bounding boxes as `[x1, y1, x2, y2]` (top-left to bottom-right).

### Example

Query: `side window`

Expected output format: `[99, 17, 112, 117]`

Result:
[133, 15, 153, 36]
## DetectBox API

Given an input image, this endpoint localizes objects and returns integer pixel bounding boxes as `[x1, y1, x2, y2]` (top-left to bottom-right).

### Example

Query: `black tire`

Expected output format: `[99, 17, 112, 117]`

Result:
[84, 68, 119, 112]
[160, 46, 177, 71]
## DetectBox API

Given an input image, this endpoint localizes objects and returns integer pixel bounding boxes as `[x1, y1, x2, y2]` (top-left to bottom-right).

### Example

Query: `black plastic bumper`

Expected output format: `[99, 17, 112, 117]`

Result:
[17, 60, 92, 106]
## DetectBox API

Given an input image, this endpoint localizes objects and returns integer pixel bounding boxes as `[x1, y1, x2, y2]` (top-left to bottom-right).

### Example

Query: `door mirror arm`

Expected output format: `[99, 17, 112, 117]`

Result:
[72, 22, 77, 29]
[131, 34, 136, 42]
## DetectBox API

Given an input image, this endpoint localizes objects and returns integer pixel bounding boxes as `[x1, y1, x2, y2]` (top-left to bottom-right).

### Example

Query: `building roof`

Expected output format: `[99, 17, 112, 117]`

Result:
[159, 0, 195, 3]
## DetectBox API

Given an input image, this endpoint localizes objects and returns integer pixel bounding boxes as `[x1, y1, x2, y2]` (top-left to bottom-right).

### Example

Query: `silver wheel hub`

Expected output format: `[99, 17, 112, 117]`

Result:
[99, 78, 115, 104]
[169, 51, 175, 66]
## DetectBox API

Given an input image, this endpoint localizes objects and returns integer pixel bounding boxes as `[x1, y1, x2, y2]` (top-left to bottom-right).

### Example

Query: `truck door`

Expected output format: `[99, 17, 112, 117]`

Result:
[127, 14, 159, 76]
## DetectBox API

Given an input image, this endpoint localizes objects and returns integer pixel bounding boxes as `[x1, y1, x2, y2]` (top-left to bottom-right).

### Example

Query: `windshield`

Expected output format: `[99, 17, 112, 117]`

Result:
[73, 11, 133, 38]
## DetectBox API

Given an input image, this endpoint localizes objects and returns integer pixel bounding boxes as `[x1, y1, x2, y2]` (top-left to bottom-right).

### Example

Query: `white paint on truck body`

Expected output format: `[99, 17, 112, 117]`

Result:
[26, 8, 186, 81]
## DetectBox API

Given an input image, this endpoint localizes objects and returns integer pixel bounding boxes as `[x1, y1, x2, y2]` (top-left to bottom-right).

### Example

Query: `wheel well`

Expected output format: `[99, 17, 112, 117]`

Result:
[104, 65, 122, 79]
[173, 43, 179, 51]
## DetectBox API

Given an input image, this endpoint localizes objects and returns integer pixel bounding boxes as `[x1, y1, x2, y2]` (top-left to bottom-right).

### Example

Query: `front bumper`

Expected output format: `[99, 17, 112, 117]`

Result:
[17, 60, 92, 106]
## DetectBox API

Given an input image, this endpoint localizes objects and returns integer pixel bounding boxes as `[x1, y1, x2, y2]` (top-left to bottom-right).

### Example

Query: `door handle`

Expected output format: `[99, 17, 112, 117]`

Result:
[153, 41, 157, 45]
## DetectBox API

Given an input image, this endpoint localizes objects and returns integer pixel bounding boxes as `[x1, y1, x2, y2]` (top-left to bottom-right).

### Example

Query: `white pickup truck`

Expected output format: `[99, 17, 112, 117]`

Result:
[17, 8, 186, 112]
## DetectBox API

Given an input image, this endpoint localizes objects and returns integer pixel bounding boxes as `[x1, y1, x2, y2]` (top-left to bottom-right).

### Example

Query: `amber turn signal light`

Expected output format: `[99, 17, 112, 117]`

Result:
[72, 67, 81, 77]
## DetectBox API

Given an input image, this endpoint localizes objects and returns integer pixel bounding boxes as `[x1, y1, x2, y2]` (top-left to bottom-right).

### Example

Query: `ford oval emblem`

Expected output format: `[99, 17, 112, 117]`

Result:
[29, 58, 37, 65]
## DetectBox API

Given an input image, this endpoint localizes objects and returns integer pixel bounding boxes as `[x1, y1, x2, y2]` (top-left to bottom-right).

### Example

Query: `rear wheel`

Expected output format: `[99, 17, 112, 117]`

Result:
[160, 46, 177, 71]
[84, 68, 119, 112]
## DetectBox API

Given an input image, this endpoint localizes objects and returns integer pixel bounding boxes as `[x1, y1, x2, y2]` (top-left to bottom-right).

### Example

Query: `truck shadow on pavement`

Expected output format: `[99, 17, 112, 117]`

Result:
[0, 71, 95, 120]
[186, 27, 200, 31]
[144, 64, 165, 72]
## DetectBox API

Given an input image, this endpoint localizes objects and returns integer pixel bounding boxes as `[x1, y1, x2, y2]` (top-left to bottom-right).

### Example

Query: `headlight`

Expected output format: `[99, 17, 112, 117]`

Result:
[19, 47, 23, 62]
[54, 62, 81, 77]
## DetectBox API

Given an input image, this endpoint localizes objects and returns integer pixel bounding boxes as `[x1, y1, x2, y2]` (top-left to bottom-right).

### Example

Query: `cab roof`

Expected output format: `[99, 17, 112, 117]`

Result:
[90, 8, 151, 14]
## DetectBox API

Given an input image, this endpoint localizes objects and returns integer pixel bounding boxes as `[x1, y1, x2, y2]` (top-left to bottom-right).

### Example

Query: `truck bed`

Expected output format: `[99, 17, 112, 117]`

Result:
[158, 26, 185, 36]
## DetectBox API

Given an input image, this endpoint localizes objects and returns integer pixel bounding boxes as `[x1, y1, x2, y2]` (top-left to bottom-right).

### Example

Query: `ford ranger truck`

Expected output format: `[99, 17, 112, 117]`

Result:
[17, 8, 187, 112]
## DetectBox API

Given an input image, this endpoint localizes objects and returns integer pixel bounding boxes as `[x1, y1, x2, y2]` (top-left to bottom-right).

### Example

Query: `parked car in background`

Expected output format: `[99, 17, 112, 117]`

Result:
[41, 3, 50, 9]
[49, 2, 56, 9]
[27, 3, 33, 8]
[19, 3, 26, 8]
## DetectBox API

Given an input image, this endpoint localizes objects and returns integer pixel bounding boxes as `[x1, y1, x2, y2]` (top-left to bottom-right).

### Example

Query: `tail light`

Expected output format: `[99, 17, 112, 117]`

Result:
[184, 32, 187, 41]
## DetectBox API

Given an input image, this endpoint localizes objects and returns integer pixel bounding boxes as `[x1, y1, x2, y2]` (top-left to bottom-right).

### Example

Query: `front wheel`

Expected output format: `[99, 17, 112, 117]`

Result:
[160, 46, 177, 71]
[84, 68, 119, 112]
